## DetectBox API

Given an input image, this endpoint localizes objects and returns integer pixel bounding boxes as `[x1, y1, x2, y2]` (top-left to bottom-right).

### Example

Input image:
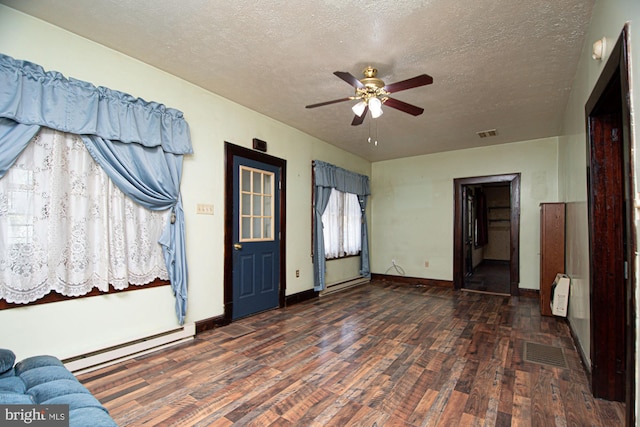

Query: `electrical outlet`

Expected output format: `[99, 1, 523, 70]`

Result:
[295, 269, 300, 278]
[196, 203, 214, 215]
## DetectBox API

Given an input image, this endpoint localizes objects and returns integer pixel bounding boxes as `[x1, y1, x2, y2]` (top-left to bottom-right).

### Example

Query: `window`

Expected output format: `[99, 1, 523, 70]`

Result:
[321, 189, 362, 259]
[0, 128, 169, 306]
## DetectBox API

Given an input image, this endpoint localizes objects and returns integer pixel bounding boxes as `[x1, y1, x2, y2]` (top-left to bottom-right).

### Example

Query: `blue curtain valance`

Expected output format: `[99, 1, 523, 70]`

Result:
[313, 160, 370, 196]
[0, 53, 192, 155]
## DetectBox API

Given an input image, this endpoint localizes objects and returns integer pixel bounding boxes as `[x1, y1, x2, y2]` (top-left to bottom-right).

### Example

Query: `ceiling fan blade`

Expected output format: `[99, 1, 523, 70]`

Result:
[351, 106, 368, 126]
[383, 74, 433, 93]
[384, 97, 424, 116]
[334, 71, 365, 89]
[305, 97, 353, 109]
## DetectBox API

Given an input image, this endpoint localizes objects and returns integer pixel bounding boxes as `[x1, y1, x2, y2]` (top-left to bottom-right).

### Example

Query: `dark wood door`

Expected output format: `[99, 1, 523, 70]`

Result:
[585, 29, 633, 405]
[587, 86, 626, 401]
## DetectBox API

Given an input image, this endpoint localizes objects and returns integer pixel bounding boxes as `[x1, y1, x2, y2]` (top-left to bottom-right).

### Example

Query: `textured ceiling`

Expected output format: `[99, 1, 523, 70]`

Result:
[0, 0, 594, 162]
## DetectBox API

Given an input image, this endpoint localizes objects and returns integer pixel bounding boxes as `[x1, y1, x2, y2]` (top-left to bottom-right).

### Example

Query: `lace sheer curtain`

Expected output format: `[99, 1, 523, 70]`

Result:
[321, 189, 361, 259]
[343, 191, 362, 255]
[322, 189, 341, 259]
[0, 128, 169, 304]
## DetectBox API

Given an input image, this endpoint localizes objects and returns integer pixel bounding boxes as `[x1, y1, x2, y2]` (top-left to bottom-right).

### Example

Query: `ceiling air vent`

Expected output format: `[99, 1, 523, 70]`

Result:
[476, 129, 498, 138]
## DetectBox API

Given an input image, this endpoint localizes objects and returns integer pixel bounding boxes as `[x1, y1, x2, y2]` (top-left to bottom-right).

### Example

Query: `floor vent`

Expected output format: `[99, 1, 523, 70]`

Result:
[523, 341, 568, 368]
[219, 324, 255, 339]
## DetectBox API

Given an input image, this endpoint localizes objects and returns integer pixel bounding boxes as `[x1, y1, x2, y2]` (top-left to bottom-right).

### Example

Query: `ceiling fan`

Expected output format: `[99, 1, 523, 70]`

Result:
[305, 66, 433, 126]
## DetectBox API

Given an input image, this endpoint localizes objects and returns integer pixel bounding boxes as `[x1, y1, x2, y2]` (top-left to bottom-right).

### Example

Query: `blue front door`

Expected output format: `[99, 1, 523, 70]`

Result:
[232, 156, 280, 320]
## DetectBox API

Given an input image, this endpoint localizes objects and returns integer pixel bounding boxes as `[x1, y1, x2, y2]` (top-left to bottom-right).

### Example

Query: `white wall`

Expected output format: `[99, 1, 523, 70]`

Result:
[371, 137, 559, 290]
[558, 0, 640, 409]
[0, 5, 370, 361]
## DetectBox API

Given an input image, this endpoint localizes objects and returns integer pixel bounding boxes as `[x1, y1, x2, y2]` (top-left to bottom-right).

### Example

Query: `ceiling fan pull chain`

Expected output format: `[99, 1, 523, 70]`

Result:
[374, 120, 378, 146]
[367, 119, 378, 146]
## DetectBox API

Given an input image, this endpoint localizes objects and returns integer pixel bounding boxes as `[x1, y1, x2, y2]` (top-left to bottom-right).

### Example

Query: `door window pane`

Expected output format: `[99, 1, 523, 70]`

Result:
[241, 217, 251, 239]
[264, 218, 272, 239]
[241, 169, 251, 192]
[241, 194, 251, 215]
[253, 218, 262, 239]
[253, 171, 262, 193]
[264, 174, 272, 195]
[253, 194, 262, 216]
[263, 195, 271, 216]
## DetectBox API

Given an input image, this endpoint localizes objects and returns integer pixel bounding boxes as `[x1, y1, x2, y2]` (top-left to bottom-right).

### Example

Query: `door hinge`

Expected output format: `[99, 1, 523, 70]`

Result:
[612, 128, 620, 142]
[624, 261, 629, 279]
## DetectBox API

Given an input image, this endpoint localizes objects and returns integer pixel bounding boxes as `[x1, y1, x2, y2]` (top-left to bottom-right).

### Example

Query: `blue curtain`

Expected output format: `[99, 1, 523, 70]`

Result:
[0, 53, 193, 324]
[313, 160, 371, 291]
[313, 185, 333, 291]
[357, 194, 370, 277]
[0, 118, 40, 176]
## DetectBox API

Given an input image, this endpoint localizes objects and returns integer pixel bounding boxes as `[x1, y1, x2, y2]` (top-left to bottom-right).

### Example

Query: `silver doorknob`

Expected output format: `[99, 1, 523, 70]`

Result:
[233, 243, 242, 250]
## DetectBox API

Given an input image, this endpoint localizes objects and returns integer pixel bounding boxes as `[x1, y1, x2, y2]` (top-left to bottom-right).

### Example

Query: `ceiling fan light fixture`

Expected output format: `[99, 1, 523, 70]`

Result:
[352, 100, 367, 117]
[306, 67, 432, 126]
[369, 97, 383, 118]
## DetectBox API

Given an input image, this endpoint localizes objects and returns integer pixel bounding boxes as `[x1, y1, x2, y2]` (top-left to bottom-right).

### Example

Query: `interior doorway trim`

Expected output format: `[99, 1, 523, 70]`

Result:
[584, 25, 635, 422]
[453, 173, 521, 295]
[223, 142, 287, 324]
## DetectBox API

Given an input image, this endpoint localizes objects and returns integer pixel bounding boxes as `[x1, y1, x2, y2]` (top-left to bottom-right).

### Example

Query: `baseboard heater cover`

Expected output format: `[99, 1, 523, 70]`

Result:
[321, 276, 370, 296]
[63, 322, 195, 375]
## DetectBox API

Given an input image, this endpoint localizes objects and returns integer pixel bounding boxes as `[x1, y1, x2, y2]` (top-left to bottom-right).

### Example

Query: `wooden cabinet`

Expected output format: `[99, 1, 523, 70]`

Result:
[539, 203, 565, 316]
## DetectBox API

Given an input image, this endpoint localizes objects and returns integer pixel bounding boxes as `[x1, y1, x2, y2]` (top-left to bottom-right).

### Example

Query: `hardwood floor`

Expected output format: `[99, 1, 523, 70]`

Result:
[78, 281, 625, 426]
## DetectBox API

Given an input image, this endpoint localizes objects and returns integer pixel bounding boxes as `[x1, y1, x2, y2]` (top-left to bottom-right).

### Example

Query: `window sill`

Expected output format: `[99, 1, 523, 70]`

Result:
[0, 278, 170, 310]
[326, 253, 362, 261]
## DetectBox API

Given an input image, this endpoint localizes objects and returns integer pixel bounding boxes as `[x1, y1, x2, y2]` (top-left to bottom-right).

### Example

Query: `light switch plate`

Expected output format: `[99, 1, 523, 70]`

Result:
[196, 203, 214, 215]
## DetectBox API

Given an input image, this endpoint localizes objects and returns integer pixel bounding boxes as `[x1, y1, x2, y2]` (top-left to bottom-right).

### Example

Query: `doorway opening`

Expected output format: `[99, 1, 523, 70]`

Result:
[585, 26, 635, 423]
[453, 174, 521, 295]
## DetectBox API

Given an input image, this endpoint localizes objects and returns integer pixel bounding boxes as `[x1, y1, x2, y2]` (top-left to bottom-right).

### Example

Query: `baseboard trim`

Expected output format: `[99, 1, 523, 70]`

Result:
[568, 316, 592, 376]
[286, 288, 319, 305]
[196, 290, 318, 334]
[518, 288, 539, 299]
[371, 273, 453, 288]
[195, 315, 226, 334]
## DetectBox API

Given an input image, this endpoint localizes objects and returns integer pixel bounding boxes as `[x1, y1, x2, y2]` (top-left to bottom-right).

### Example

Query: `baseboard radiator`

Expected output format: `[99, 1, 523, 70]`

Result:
[63, 322, 195, 375]
[321, 276, 370, 296]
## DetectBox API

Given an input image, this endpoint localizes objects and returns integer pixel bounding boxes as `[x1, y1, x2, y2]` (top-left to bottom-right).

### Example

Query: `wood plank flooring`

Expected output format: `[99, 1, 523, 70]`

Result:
[78, 281, 626, 426]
